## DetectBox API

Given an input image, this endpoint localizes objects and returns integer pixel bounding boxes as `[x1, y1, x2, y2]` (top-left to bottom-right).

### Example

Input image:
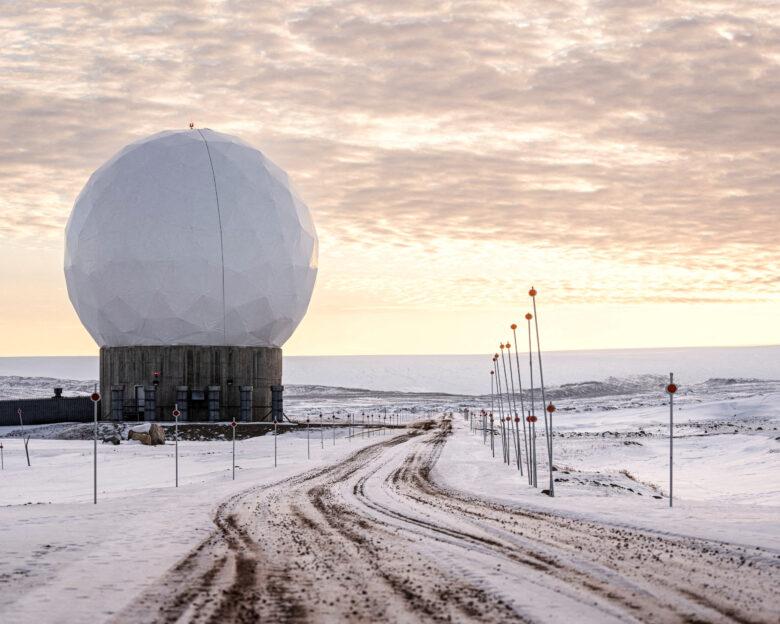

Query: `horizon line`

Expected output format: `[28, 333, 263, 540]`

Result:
[1, 343, 778, 359]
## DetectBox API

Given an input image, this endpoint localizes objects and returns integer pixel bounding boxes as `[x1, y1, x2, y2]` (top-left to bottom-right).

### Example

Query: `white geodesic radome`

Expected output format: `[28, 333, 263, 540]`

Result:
[64, 128, 318, 348]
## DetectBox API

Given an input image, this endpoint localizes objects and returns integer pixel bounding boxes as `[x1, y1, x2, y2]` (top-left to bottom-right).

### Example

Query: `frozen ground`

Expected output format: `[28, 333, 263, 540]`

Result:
[0, 367, 778, 621]
[0, 426, 398, 622]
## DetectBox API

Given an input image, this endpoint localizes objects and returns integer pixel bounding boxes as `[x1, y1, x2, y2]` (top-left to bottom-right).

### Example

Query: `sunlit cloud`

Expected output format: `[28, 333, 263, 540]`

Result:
[0, 0, 778, 355]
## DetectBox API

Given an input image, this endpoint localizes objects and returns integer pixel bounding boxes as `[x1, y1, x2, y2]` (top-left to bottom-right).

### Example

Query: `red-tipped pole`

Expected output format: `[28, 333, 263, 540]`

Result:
[667, 375, 677, 508]
[525, 314, 538, 487]
[530, 287, 554, 497]
[502, 341, 522, 473]
[489, 413, 495, 457]
[512, 323, 531, 483]
[494, 354, 507, 463]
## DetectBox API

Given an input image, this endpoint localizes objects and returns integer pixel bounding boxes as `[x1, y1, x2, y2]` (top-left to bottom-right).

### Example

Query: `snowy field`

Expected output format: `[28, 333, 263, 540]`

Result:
[0, 350, 778, 622]
[437, 393, 780, 551]
[0, 426, 400, 622]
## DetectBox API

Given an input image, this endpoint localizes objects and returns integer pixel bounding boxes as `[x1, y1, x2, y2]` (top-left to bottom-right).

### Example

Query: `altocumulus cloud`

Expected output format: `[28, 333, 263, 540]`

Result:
[0, 0, 778, 306]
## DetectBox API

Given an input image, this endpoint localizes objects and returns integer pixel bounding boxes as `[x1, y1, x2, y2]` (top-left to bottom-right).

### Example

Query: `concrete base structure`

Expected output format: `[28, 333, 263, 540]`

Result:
[99, 345, 282, 422]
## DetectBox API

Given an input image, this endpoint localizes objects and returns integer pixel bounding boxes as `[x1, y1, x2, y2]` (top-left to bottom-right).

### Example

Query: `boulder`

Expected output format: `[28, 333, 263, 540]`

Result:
[127, 424, 165, 445]
[128, 430, 152, 445]
[148, 423, 166, 445]
[102, 436, 121, 445]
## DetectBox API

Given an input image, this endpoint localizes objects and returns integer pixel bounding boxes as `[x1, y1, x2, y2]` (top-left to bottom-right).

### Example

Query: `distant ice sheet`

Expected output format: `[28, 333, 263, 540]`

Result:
[0, 345, 778, 395]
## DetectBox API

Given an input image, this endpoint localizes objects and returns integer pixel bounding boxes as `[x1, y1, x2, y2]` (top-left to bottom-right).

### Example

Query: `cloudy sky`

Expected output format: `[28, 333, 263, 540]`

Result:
[1, 0, 778, 356]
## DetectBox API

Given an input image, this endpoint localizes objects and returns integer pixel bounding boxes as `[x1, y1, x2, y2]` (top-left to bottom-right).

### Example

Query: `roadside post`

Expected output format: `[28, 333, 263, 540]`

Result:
[17, 408, 31, 467]
[173, 405, 180, 487]
[525, 412, 539, 487]
[90, 392, 100, 503]
[501, 416, 508, 465]
[332, 413, 336, 445]
[512, 323, 531, 483]
[525, 314, 538, 482]
[319, 413, 324, 448]
[231, 418, 237, 479]
[500, 343, 516, 467]
[667, 375, 677, 508]
[490, 368, 495, 415]
[546, 403, 556, 495]
[489, 414, 495, 457]
[530, 287, 554, 497]
[274, 418, 278, 467]
[307, 417, 311, 459]
[0, 441, 3, 469]
[504, 339, 523, 474]
[497, 361, 506, 463]
[493, 355, 506, 447]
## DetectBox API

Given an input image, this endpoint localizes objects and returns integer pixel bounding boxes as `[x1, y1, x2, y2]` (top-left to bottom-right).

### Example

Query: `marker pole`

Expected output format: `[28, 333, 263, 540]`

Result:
[0, 442, 3, 470]
[232, 420, 236, 480]
[494, 357, 508, 463]
[499, 416, 506, 463]
[94, 400, 98, 503]
[493, 361, 503, 460]
[18, 408, 30, 467]
[89, 391, 100, 504]
[526, 315, 537, 446]
[493, 356, 505, 431]
[488, 372, 494, 445]
[505, 339, 523, 474]
[320, 413, 324, 448]
[667, 374, 677, 508]
[513, 325, 531, 483]
[530, 288, 554, 497]
[333, 414, 336, 445]
[501, 345, 520, 471]
[307, 418, 311, 458]
[274, 419, 278, 467]
[173, 404, 180, 488]
[498, 349, 509, 464]
[489, 415, 495, 457]
[532, 414, 538, 487]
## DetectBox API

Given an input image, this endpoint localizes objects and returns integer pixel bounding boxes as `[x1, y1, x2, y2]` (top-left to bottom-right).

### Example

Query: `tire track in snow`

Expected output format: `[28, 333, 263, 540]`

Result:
[113, 420, 778, 623]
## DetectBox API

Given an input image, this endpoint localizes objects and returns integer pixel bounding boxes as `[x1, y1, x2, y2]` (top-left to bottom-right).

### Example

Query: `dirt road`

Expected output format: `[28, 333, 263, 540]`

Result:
[114, 420, 779, 623]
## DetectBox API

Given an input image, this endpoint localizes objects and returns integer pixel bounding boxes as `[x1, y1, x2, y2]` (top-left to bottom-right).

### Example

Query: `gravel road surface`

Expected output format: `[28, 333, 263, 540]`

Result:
[113, 420, 779, 623]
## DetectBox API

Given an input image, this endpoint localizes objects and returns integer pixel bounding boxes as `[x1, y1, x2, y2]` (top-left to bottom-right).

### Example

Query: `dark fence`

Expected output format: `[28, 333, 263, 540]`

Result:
[0, 397, 95, 427]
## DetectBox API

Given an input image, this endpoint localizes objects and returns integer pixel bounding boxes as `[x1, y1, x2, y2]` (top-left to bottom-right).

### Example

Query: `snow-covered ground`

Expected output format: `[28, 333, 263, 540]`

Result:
[0, 426, 399, 622]
[0, 354, 778, 622]
[436, 395, 780, 551]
